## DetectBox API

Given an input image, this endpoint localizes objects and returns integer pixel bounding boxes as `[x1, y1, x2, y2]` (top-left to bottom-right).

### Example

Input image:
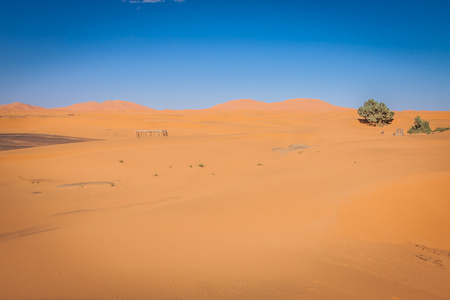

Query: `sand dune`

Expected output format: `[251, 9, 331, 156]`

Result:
[210, 98, 351, 112]
[0, 100, 156, 115]
[209, 98, 272, 111]
[0, 101, 449, 299]
[0, 102, 46, 112]
[2, 98, 349, 114]
[54, 100, 156, 112]
[335, 170, 450, 248]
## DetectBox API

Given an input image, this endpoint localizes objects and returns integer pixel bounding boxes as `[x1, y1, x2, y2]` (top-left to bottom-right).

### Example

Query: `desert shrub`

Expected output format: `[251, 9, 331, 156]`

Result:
[407, 116, 432, 134]
[357, 99, 395, 127]
[433, 127, 450, 133]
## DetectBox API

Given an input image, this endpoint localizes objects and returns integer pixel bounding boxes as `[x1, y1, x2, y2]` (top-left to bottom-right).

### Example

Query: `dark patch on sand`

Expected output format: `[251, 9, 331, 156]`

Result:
[0, 227, 60, 242]
[415, 255, 444, 267]
[273, 144, 311, 152]
[52, 209, 101, 216]
[412, 244, 450, 268]
[56, 181, 114, 188]
[0, 133, 101, 151]
[413, 244, 450, 258]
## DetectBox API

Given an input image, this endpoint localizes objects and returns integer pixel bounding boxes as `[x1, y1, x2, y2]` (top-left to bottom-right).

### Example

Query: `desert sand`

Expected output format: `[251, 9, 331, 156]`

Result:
[0, 99, 449, 299]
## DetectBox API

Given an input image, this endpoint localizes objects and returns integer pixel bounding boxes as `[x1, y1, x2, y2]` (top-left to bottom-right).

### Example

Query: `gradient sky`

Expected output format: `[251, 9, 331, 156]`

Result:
[1, 0, 449, 110]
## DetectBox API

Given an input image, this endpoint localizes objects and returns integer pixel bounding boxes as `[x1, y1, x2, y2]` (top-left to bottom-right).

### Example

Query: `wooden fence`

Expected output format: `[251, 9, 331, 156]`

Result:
[135, 130, 168, 138]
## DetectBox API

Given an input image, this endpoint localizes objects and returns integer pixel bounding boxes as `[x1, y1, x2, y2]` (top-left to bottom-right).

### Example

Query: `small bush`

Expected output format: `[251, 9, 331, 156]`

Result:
[407, 116, 432, 134]
[434, 127, 450, 133]
[198, 164, 204, 168]
[119, 160, 124, 163]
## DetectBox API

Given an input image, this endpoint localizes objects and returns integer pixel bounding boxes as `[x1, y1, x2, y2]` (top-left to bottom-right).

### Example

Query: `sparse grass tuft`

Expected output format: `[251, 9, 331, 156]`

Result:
[153, 173, 158, 177]
[198, 164, 204, 168]
[257, 163, 263, 166]
[111, 183, 115, 187]
[189, 165, 193, 168]
[119, 160, 124, 163]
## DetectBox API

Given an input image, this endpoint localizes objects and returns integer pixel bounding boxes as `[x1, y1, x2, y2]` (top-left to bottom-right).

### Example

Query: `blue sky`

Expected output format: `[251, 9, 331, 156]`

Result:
[1, 0, 449, 110]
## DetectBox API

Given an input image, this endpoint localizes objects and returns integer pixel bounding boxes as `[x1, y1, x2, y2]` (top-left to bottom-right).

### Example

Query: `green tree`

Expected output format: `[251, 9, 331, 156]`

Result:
[357, 99, 395, 127]
[407, 116, 432, 134]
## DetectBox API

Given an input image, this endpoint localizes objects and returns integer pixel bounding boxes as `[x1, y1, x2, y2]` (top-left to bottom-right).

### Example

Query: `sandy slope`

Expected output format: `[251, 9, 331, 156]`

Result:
[0, 102, 46, 113]
[210, 98, 351, 111]
[54, 100, 156, 112]
[0, 104, 449, 299]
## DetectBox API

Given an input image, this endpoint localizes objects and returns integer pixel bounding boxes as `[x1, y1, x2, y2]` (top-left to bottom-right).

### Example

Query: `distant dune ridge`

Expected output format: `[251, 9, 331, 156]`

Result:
[1, 99, 448, 114]
[54, 100, 156, 112]
[0, 102, 46, 112]
[209, 98, 352, 112]
[209, 99, 270, 111]
[0, 100, 156, 113]
[1, 98, 352, 113]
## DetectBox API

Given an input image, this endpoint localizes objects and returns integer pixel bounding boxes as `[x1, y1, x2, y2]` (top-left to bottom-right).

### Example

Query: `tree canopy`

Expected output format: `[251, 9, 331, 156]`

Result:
[407, 116, 432, 134]
[357, 99, 395, 127]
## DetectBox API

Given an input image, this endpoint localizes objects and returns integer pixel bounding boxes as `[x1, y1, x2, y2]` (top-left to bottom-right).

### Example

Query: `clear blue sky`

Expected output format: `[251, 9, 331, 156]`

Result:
[1, 0, 449, 110]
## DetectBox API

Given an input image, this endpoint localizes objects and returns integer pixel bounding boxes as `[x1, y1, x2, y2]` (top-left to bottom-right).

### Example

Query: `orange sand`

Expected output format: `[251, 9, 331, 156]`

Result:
[54, 100, 157, 112]
[0, 99, 449, 299]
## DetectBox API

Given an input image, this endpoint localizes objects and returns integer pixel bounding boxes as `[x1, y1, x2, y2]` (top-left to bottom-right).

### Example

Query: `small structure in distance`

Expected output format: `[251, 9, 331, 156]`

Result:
[393, 128, 404, 136]
[135, 130, 169, 138]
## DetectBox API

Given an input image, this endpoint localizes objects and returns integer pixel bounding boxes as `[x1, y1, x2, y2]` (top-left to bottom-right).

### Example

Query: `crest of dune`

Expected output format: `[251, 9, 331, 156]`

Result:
[210, 98, 351, 111]
[209, 99, 270, 111]
[0, 102, 46, 112]
[55, 100, 156, 112]
[269, 98, 352, 111]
